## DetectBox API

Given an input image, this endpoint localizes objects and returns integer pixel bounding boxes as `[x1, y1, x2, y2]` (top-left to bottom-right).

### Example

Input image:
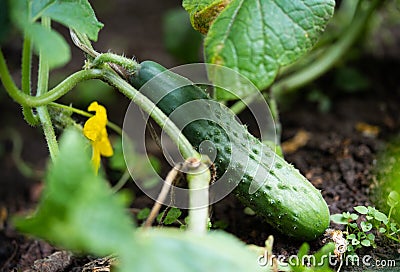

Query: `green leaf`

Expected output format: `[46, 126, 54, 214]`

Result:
[213, 220, 229, 230]
[347, 234, 356, 240]
[357, 232, 366, 240]
[9, 0, 28, 26]
[349, 223, 358, 229]
[297, 242, 310, 259]
[204, 0, 335, 97]
[379, 227, 386, 233]
[330, 214, 348, 224]
[313, 242, 335, 269]
[163, 207, 182, 225]
[31, 0, 55, 18]
[14, 128, 135, 255]
[9, 0, 70, 68]
[388, 191, 400, 208]
[122, 229, 264, 272]
[290, 243, 334, 271]
[137, 207, 151, 220]
[343, 211, 351, 218]
[351, 239, 360, 246]
[360, 239, 371, 247]
[350, 213, 359, 220]
[347, 245, 354, 252]
[360, 221, 372, 232]
[354, 206, 368, 215]
[374, 210, 388, 224]
[26, 23, 70, 69]
[32, 0, 103, 41]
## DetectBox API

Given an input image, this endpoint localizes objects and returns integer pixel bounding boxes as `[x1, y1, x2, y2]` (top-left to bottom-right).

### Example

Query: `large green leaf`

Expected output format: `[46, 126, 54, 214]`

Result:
[31, 0, 55, 17]
[14, 129, 135, 256]
[26, 23, 71, 68]
[13, 130, 277, 271]
[205, 0, 335, 96]
[9, 0, 71, 68]
[9, 0, 102, 68]
[13, 128, 270, 271]
[123, 229, 266, 272]
[32, 0, 103, 41]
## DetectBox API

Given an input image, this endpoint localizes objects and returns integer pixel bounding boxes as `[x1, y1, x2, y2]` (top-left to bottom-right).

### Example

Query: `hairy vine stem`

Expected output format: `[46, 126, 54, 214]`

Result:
[0, 52, 104, 107]
[21, 36, 38, 125]
[36, 17, 58, 160]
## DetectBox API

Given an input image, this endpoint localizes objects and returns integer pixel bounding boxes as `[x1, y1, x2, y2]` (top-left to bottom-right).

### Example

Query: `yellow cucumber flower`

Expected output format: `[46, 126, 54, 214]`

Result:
[83, 101, 113, 173]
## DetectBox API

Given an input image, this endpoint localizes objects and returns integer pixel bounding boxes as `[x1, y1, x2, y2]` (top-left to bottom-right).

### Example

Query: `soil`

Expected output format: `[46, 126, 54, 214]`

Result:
[1, 1, 400, 271]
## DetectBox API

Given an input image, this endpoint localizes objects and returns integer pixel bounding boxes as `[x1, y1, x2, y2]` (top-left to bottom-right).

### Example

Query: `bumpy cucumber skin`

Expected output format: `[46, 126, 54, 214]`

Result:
[129, 61, 330, 240]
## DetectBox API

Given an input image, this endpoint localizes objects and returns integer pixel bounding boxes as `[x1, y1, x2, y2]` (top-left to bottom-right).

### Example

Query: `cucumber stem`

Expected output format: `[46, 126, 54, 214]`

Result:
[102, 69, 199, 159]
[186, 158, 211, 234]
[90, 52, 139, 75]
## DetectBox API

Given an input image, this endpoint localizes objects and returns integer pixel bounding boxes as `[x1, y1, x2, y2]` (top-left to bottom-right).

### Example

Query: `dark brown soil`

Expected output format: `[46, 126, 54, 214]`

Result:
[1, 0, 400, 271]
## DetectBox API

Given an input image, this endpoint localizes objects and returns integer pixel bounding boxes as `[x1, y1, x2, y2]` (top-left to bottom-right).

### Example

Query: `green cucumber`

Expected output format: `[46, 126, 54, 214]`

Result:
[129, 61, 330, 240]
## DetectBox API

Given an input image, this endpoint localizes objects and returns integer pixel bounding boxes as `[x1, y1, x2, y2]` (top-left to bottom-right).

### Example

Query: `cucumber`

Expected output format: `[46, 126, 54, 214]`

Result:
[129, 61, 330, 240]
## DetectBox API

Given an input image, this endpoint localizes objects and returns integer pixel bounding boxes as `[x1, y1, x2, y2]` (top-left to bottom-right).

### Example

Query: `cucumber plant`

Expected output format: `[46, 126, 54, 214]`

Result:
[331, 193, 400, 257]
[0, 0, 384, 271]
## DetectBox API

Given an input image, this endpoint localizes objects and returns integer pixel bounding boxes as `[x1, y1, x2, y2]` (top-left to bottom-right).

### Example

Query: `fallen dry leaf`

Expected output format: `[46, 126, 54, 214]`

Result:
[282, 129, 311, 154]
[355, 122, 380, 138]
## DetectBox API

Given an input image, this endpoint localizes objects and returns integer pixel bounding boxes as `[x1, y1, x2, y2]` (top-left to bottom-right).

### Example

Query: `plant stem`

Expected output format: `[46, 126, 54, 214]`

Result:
[91, 52, 139, 73]
[0, 50, 104, 107]
[21, 36, 38, 126]
[229, 92, 259, 115]
[271, 0, 381, 98]
[36, 17, 58, 160]
[387, 204, 396, 224]
[70, 31, 135, 78]
[143, 164, 182, 228]
[101, 69, 198, 159]
[36, 101, 58, 160]
[111, 170, 131, 193]
[186, 159, 211, 234]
